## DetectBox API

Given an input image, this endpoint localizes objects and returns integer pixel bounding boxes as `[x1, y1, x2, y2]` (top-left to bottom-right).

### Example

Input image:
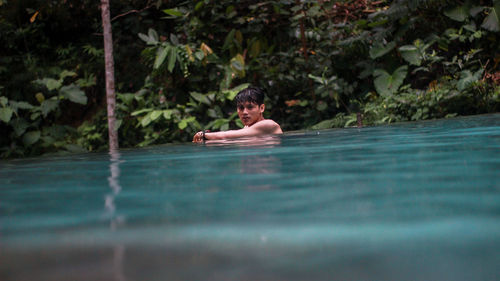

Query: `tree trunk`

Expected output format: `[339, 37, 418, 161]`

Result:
[100, 0, 119, 151]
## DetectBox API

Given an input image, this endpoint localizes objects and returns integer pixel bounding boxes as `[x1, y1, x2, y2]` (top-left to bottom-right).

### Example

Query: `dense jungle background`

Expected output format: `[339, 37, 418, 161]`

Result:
[1, 0, 499, 157]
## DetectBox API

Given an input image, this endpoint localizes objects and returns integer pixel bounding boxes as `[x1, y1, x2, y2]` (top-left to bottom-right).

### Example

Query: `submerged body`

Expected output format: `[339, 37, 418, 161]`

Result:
[195, 119, 282, 142]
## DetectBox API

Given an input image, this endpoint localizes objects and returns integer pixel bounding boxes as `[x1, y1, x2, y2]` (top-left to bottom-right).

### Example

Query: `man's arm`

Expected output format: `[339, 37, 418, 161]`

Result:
[193, 120, 282, 143]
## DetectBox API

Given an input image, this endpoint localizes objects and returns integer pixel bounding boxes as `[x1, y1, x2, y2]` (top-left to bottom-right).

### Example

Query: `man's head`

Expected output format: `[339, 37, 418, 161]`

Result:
[235, 86, 265, 106]
[235, 86, 266, 127]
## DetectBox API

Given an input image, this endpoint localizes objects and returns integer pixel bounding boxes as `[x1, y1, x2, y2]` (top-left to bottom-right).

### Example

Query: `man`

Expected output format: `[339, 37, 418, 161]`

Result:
[193, 86, 282, 143]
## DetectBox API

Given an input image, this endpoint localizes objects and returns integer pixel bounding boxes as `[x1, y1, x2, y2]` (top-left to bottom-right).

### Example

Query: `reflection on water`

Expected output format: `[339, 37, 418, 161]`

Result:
[105, 151, 126, 281]
[204, 134, 283, 190]
[239, 155, 281, 174]
[105, 151, 125, 229]
[204, 134, 282, 148]
[240, 155, 281, 190]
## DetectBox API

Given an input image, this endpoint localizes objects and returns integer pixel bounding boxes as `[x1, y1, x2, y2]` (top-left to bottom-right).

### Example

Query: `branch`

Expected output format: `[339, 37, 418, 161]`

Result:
[111, 0, 155, 22]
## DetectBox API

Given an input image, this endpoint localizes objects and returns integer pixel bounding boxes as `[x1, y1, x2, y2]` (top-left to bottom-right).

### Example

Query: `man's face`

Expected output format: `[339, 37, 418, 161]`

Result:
[237, 101, 265, 126]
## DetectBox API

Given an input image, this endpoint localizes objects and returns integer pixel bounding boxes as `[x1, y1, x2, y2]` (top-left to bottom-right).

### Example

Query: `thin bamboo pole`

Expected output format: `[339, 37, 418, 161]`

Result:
[100, 0, 119, 151]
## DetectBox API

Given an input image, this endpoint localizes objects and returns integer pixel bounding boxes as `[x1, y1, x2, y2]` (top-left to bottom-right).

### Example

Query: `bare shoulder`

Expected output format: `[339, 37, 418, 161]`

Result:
[252, 119, 283, 134]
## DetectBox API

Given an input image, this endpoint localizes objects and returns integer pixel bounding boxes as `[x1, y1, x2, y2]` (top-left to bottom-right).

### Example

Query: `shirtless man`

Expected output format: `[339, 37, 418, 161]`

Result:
[192, 86, 282, 143]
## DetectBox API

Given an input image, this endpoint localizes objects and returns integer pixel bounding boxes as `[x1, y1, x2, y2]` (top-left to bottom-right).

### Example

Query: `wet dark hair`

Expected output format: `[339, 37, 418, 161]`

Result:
[235, 86, 265, 106]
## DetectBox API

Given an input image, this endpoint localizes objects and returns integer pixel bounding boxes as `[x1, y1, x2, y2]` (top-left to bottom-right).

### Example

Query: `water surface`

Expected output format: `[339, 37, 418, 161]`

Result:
[1, 114, 499, 281]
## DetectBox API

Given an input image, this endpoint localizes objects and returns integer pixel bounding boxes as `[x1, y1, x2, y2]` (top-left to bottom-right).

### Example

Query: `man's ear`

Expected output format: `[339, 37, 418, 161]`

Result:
[259, 104, 265, 113]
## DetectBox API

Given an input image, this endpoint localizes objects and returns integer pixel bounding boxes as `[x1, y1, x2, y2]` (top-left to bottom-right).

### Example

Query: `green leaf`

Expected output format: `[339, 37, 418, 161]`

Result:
[307, 5, 321, 17]
[167, 46, 177, 72]
[221, 66, 234, 90]
[249, 39, 262, 58]
[76, 74, 96, 88]
[59, 70, 77, 80]
[37, 78, 62, 91]
[140, 113, 153, 127]
[117, 93, 135, 105]
[223, 29, 236, 50]
[195, 1, 204, 11]
[194, 50, 204, 60]
[0, 107, 13, 123]
[138, 32, 151, 44]
[369, 41, 396, 59]
[470, 6, 486, 17]
[190, 92, 211, 105]
[207, 109, 218, 118]
[41, 99, 59, 117]
[30, 111, 41, 121]
[230, 54, 245, 77]
[46, 78, 62, 90]
[399, 45, 422, 66]
[311, 119, 336, 130]
[11, 118, 29, 136]
[0, 96, 8, 106]
[373, 69, 391, 94]
[40, 136, 55, 147]
[457, 69, 483, 90]
[222, 83, 250, 100]
[231, 60, 243, 71]
[163, 8, 183, 17]
[139, 31, 158, 45]
[11, 101, 34, 110]
[444, 5, 469, 22]
[345, 114, 359, 127]
[131, 108, 153, 116]
[463, 23, 477, 32]
[170, 34, 179, 45]
[150, 110, 163, 121]
[60, 84, 87, 104]
[481, 4, 500, 32]
[154, 46, 169, 69]
[22, 131, 41, 146]
[178, 117, 195, 130]
[148, 28, 159, 42]
[373, 66, 408, 96]
[178, 119, 188, 130]
[211, 118, 229, 130]
[235, 119, 244, 128]
[115, 119, 122, 131]
[308, 74, 324, 84]
[163, 109, 173, 120]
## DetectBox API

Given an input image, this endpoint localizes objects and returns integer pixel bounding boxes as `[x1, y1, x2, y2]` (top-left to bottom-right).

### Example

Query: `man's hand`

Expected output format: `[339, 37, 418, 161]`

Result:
[192, 131, 203, 143]
[192, 130, 210, 143]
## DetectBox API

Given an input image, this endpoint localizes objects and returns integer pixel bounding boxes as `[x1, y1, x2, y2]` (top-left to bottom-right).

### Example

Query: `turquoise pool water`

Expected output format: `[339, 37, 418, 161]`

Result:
[1, 114, 499, 281]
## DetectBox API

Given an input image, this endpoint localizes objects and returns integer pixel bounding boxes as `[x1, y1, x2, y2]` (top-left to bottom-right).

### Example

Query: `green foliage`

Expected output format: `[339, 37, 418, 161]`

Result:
[374, 66, 408, 97]
[112, 82, 249, 147]
[0, 69, 91, 157]
[481, 2, 500, 31]
[1, 0, 500, 158]
[362, 78, 499, 125]
[370, 42, 397, 59]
